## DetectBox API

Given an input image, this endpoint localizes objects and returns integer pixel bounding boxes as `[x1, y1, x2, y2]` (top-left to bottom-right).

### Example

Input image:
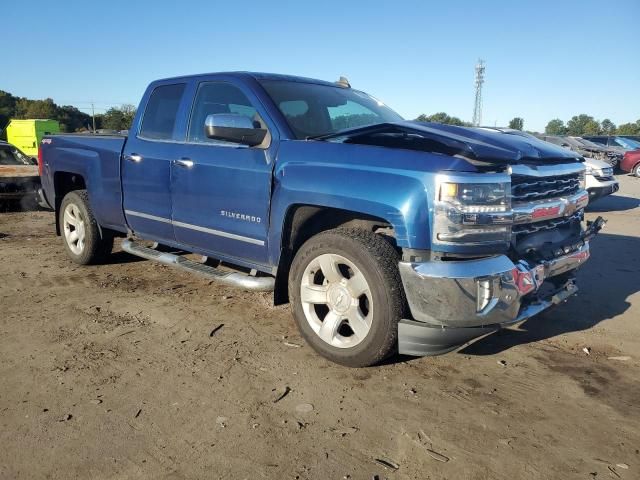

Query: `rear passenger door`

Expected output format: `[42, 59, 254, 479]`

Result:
[170, 80, 275, 266]
[122, 83, 188, 244]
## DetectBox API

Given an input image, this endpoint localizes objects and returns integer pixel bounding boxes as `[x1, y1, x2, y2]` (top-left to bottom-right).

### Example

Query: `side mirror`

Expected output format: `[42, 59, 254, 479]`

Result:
[204, 114, 267, 147]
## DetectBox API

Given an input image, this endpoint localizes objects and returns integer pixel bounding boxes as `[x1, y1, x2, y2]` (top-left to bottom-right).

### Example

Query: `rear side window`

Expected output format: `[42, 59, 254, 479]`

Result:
[139, 83, 186, 140]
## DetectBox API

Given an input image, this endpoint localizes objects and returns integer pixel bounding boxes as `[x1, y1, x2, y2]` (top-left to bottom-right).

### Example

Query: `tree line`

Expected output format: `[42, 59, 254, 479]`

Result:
[417, 112, 526, 131]
[2, 89, 638, 138]
[544, 115, 640, 136]
[416, 111, 640, 136]
[0, 90, 136, 137]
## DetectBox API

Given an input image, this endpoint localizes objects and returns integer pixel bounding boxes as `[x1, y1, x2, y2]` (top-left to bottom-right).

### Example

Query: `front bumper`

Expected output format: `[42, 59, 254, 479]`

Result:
[397, 242, 591, 356]
[587, 180, 619, 201]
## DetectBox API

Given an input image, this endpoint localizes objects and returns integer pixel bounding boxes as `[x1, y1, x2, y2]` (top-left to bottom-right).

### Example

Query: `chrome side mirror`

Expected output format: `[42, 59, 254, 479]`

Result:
[204, 114, 267, 146]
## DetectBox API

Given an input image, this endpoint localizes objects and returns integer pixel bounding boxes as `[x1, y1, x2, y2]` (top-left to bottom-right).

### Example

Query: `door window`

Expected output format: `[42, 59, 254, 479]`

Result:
[139, 83, 186, 140]
[187, 82, 258, 144]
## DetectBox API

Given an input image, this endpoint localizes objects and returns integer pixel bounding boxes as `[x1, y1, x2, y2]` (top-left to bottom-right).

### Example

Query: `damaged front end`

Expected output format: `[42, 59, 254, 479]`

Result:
[397, 217, 604, 356]
[316, 121, 605, 356]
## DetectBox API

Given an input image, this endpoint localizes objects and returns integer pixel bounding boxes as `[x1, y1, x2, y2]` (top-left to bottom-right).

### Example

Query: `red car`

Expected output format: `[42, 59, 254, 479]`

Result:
[620, 150, 640, 176]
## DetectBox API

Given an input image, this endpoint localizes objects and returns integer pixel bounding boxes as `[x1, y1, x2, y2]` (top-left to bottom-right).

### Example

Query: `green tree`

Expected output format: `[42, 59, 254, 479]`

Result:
[616, 121, 640, 135]
[545, 119, 567, 135]
[0, 90, 17, 133]
[600, 119, 616, 135]
[57, 105, 92, 132]
[416, 112, 467, 126]
[15, 98, 57, 119]
[508, 117, 524, 130]
[566, 114, 601, 136]
[582, 119, 601, 135]
[101, 104, 137, 131]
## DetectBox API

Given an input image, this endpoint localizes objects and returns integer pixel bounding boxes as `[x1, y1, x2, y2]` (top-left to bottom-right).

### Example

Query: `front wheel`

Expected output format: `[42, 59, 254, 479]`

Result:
[59, 190, 113, 265]
[288, 228, 405, 367]
[633, 163, 640, 177]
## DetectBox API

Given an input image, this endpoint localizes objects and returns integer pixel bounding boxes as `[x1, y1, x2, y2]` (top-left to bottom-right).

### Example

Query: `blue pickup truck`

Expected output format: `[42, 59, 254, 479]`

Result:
[39, 72, 604, 367]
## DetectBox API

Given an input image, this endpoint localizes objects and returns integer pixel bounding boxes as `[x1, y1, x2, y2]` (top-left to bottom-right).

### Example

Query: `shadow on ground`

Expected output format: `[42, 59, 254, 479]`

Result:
[0, 198, 43, 213]
[108, 250, 145, 265]
[586, 193, 640, 213]
[461, 232, 640, 355]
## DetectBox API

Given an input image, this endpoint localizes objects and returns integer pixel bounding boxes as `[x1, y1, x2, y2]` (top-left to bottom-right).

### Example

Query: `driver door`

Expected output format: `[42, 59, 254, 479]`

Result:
[170, 80, 274, 265]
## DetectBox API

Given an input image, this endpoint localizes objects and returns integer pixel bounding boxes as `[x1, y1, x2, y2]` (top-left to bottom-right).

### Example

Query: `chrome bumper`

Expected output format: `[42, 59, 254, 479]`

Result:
[397, 243, 590, 356]
[588, 181, 619, 201]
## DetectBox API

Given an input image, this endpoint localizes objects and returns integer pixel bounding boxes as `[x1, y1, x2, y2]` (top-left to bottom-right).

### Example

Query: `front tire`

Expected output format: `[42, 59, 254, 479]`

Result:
[288, 228, 405, 367]
[59, 190, 113, 265]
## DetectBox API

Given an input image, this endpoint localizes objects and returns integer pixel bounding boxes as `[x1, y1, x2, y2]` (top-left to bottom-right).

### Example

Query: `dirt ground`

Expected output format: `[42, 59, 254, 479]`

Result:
[1, 175, 639, 480]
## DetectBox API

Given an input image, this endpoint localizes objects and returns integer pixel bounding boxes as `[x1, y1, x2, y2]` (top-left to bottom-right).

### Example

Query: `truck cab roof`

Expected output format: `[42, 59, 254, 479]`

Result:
[153, 71, 339, 88]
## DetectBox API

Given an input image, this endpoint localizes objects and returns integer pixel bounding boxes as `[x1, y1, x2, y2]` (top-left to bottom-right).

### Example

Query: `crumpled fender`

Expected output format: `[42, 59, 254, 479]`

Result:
[267, 139, 477, 263]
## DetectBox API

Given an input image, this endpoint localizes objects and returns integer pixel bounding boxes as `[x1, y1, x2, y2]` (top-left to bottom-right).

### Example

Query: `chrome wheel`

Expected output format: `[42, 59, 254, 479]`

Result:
[300, 253, 373, 348]
[63, 203, 86, 255]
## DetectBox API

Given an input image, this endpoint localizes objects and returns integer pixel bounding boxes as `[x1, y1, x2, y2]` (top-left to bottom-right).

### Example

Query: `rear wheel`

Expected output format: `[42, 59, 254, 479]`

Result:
[289, 228, 405, 367]
[633, 163, 640, 177]
[59, 190, 113, 265]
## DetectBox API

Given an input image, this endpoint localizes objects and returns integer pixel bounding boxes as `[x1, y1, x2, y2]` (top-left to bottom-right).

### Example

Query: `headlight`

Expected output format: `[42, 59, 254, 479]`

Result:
[434, 178, 512, 246]
[586, 166, 613, 178]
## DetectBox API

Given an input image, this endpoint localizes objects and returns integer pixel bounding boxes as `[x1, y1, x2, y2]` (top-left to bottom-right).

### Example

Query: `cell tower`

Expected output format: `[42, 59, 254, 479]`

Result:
[472, 59, 485, 126]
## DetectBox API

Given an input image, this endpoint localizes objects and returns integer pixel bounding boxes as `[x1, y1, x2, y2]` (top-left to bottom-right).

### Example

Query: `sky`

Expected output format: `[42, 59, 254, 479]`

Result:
[3, 0, 639, 132]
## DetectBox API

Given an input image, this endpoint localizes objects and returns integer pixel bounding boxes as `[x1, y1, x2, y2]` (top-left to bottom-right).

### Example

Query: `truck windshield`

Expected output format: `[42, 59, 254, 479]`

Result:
[260, 80, 403, 139]
[576, 138, 603, 148]
[616, 137, 640, 149]
[0, 145, 33, 166]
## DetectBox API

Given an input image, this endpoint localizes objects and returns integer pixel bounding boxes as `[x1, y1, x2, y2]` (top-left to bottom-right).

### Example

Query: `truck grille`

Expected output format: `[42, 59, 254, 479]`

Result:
[513, 212, 583, 237]
[511, 173, 581, 202]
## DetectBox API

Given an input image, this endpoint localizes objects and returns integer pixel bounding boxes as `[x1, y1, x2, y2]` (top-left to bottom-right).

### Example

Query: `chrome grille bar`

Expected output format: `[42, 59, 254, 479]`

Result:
[511, 173, 581, 202]
[513, 212, 583, 236]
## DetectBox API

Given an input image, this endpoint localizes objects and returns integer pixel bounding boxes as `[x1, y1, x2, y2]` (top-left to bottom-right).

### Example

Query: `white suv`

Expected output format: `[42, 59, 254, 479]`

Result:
[584, 157, 618, 202]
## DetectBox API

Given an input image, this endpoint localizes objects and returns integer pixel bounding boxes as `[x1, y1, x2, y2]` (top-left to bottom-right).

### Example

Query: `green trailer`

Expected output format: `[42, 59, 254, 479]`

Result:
[6, 119, 61, 157]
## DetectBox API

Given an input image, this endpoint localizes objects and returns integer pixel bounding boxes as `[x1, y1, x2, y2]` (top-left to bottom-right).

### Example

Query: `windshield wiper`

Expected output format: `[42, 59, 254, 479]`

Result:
[306, 122, 388, 141]
[306, 132, 334, 140]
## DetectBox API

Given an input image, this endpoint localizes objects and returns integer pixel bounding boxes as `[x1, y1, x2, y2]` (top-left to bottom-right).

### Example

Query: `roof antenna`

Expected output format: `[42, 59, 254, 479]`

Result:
[335, 76, 351, 88]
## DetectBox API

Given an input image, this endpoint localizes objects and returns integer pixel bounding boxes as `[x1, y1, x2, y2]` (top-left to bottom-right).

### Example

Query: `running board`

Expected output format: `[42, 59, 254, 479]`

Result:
[121, 239, 275, 292]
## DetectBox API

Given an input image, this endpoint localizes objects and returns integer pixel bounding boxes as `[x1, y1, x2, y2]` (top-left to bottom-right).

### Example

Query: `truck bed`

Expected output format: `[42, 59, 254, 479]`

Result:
[40, 134, 127, 232]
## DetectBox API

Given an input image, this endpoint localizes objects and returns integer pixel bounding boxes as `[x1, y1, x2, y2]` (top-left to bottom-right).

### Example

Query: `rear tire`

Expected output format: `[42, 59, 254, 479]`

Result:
[633, 163, 640, 177]
[288, 228, 405, 367]
[59, 190, 113, 265]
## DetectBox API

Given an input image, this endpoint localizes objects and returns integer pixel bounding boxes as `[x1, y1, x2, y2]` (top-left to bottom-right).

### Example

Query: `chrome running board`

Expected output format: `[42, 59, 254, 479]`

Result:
[121, 239, 275, 292]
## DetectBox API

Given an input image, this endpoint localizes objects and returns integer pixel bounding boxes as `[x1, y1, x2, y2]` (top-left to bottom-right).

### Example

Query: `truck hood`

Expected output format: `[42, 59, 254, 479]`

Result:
[583, 157, 612, 169]
[320, 121, 582, 167]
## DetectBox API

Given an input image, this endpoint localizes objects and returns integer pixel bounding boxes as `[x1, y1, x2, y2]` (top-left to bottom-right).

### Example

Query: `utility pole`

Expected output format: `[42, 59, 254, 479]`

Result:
[91, 102, 96, 132]
[472, 59, 485, 126]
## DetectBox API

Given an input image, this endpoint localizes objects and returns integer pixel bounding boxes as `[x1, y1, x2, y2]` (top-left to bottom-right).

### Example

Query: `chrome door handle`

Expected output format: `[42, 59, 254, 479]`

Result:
[173, 158, 194, 168]
[125, 154, 143, 163]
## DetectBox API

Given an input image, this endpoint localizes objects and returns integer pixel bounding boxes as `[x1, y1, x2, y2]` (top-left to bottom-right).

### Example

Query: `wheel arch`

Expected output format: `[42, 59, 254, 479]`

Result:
[53, 171, 87, 235]
[273, 204, 396, 306]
